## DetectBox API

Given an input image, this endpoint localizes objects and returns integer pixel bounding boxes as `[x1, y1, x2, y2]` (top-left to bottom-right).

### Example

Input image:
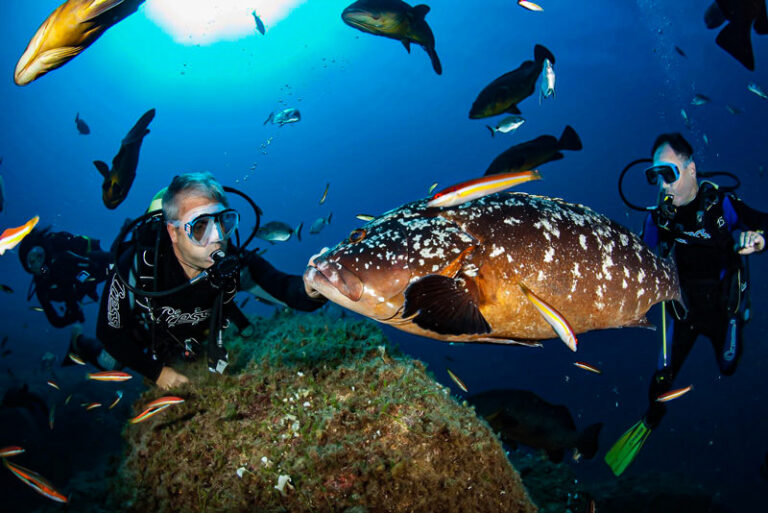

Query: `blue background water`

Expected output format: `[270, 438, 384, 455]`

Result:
[0, 0, 766, 510]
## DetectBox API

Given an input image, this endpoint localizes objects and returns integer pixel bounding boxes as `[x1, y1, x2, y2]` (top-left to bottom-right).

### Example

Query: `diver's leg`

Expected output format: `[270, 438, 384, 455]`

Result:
[645, 319, 698, 428]
[64, 325, 120, 371]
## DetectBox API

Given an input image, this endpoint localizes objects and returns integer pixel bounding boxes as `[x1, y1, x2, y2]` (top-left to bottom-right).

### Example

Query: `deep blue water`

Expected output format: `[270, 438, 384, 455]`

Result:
[0, 0, 767, 511]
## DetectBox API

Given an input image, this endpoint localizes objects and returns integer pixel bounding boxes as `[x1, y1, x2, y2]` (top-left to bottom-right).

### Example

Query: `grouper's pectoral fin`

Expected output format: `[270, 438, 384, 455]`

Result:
[519, 283, 577, 351]
[401, 39, 411, 53]
[403, 274, 491, 336]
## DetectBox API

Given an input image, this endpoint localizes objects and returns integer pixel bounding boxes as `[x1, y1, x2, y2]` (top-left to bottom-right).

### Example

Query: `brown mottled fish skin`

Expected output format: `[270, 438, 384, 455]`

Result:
[14, 0, 145, 86]
[305, 192, 680, 345]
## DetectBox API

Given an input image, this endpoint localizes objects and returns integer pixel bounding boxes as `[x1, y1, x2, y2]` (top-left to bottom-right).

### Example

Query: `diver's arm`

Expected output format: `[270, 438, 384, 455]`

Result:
[728, 195, 768, 233]
[96, 272, 164, 382]
[36, 286, 73, 328]
[242, 252, 326, 311]
[641, 213, 660, 252]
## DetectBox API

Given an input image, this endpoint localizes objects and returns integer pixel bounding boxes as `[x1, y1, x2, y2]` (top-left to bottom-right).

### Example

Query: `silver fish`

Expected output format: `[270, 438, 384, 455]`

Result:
[256, 221, 302, 242]
[538, 58, 555, 104]
[310, 213, 332, 234]
[748, 82, 768, 99]
[486, 115, 525, 138]
[264, 108, 301, 126]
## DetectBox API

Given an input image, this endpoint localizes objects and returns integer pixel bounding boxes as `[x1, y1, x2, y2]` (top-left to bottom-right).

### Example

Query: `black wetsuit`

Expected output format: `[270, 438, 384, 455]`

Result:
[96, 230, 325, 382]
[29, 232, 110, 328]
[642, 182, 768, 427]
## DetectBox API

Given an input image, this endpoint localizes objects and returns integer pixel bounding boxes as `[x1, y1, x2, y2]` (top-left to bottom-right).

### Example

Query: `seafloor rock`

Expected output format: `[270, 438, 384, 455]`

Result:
[114, 310, 538, 513]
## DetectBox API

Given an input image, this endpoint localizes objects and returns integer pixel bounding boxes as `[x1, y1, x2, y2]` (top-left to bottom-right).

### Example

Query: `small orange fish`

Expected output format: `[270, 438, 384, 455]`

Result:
[518, 0, 544, 12]
[319, 182, 330, 205]
[446, 368, 468, 393]
[0, 446, 25, 458]
[84, 402, 102, 410]
[656, 385, 693, 403]
[145, 396, 185, 409]
[129, 403, 171, 424]
[109, 390, 123, 409]
[573, 362, 602, 374]
[68, 353, 85, 365]
[87, 371, 132, 382]
[3, 459, 68, 503]
[427, 170, 541, 208]
[520, 283, 577, 351]
[0, 216, 39, 255]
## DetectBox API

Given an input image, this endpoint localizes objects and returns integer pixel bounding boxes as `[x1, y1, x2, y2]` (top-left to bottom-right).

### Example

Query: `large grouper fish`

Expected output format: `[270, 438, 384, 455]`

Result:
[304, 192, 680, 348]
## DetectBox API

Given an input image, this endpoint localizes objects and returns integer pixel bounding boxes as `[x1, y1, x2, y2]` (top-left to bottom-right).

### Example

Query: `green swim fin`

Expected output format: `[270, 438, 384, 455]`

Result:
[604, 419, 651, 476]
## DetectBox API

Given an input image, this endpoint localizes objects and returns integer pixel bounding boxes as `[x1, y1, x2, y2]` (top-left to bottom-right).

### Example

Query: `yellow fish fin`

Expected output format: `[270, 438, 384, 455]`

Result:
[84, 0, 126, 22]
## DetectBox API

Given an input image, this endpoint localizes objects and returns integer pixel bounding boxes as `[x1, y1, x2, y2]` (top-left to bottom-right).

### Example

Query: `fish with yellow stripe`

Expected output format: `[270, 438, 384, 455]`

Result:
[0, 216, 39, 255]
[304, 187, 680, 348]
[3, 458, 68, 503]
[14, 0, 146, 86]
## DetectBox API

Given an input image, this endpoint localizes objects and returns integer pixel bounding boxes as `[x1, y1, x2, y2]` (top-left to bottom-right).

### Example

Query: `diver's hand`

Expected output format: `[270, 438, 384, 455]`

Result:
[736, 230, 765, 255]
[156, 366, 189, 390]
[304, 247, 329, 299]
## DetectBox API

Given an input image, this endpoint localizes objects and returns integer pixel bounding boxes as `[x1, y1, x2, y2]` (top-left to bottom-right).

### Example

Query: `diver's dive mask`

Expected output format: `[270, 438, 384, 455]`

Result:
[173, 209, 240, 247]
[644, 161, 681, 185]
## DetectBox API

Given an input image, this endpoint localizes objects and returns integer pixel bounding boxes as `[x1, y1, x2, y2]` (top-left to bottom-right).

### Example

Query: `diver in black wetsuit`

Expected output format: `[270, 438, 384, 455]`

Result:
[83, 172, 326, 390]
[18, 228, 111, 328]
[606, 133, 768, 476]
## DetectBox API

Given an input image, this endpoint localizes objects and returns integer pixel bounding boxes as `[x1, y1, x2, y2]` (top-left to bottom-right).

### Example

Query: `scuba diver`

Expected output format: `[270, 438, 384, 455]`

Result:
[606, 133, 768, 476]
[18, 227, 111, 328]
[77, 172, 326, 390]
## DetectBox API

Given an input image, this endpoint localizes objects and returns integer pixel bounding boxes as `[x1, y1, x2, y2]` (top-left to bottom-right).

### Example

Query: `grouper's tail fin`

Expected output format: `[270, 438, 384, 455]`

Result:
[534, 44, 555, 65]
[558, 125, 582, 151]
[716, 21, 755, 70]
[577, 422, 603, 460]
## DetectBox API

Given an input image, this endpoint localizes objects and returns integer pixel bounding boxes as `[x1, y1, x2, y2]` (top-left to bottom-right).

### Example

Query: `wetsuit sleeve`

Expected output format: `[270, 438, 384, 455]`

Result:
[727, 195, 768, 233]
[36, 285, 80, 328]
[641, 213, 660, 251]
[242, 252, 327, 311]
[96, 271, 164, 382]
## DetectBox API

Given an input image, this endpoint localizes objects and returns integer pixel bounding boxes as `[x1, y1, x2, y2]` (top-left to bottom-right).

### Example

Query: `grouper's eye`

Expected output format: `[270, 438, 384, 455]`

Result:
[348, 228, 366, 244]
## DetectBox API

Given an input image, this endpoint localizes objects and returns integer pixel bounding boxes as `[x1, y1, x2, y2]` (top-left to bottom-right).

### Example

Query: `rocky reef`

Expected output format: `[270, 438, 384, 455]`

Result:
[113, 309, 538, 513]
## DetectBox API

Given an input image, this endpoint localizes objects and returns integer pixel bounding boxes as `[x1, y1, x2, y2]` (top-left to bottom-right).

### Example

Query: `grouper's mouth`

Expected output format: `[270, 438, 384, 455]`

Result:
[306, 259, 364, 302]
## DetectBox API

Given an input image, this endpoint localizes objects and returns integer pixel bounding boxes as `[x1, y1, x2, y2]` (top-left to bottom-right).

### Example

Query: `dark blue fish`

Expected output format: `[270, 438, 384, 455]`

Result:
[75, 112, 90, 134]
[706, 0, 768, 70]
[94, 108, 155, 209]
[252, 11, 266, 35]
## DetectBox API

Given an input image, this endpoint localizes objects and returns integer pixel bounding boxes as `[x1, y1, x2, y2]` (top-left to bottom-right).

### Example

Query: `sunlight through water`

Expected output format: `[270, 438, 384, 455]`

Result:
[144, 0, 307, 45]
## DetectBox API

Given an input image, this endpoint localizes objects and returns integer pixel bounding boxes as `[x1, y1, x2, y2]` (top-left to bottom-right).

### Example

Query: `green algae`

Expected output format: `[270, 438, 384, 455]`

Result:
[115, 310, 537, 513]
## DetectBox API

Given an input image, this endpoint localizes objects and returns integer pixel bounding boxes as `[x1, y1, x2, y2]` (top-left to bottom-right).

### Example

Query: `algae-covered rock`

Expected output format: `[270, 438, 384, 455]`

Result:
[115, 310, 537, 513]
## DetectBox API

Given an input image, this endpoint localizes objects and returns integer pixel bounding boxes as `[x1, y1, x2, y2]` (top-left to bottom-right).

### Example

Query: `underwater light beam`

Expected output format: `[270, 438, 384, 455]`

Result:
[144, 0, 306, 44]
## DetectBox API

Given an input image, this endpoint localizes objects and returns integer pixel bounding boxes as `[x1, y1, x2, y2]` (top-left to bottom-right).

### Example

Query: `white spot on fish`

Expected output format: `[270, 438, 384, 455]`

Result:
[490, 246, 505, 258]
[579, 234, 587, 250]
[571, 263, 581, 278]
[537, 270, 546, 281]
[637, 269, 646, 283]
[543, 247, 555, 263]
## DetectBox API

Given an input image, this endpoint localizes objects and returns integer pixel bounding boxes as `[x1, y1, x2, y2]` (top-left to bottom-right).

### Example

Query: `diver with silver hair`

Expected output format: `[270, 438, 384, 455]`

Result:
[75, 171, 325, 389]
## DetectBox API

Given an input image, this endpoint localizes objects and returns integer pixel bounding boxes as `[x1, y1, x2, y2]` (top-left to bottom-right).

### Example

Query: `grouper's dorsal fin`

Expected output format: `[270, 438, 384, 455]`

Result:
[403, 274, 491, 336]
[411, 5, 430, 20]
[93, 160, 110, 179]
